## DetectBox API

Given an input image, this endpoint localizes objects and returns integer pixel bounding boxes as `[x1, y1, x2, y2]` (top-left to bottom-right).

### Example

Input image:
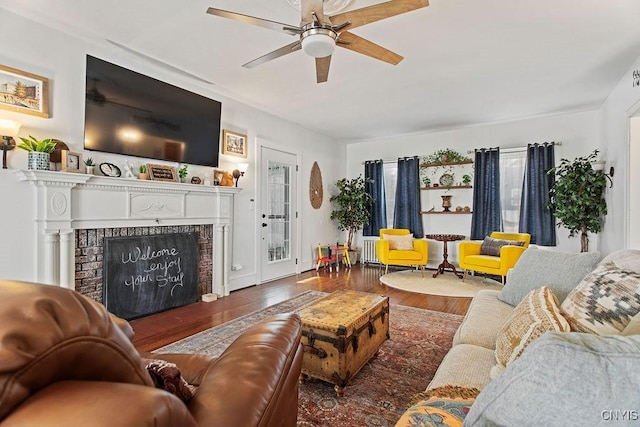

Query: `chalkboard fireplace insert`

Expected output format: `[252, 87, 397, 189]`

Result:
[103, 232, 201, 319]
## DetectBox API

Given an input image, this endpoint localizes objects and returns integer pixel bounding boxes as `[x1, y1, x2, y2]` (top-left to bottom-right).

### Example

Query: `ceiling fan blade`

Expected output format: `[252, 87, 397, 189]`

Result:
[315, 56, 331, 83]
[330, 0, 428, 31]
[206, 7, 301, 35]
[337, 31, 403, 65]
[242, 41, 302, 68]
[301, 0, 325, 25]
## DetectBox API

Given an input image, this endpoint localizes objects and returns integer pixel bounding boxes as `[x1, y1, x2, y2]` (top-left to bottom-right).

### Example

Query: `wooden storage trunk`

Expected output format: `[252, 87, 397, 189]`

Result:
[295, 290, 390, 395]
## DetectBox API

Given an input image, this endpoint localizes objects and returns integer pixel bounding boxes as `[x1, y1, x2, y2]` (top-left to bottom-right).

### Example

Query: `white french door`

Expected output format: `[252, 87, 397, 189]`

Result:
[260, 146, 298, 282]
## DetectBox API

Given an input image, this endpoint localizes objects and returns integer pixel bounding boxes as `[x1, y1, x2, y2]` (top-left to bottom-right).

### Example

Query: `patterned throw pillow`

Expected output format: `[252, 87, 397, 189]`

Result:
[383, 233, 414, 250]
[493, 287, 569, 376]
[142, 358, 196, 403]
[560, 262, 640, 335]
[396, 386, 480, 427]
[479, 236, 525, 257]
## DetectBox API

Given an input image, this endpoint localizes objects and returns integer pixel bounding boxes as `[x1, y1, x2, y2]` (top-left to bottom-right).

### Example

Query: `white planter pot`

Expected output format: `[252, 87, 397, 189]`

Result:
[27, 152, 50, 171]
[85, 165, 95, 175]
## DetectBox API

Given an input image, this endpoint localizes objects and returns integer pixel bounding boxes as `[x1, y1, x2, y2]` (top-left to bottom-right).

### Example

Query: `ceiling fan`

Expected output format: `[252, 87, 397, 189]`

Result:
[206, 0, 429, 83]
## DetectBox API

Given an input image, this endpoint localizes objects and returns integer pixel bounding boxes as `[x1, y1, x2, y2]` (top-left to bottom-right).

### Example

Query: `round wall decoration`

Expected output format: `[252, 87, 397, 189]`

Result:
[309, 161, 323, 209]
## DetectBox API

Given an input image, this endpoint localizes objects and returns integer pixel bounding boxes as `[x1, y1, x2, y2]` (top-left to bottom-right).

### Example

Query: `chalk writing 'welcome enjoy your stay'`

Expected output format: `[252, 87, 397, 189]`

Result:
[121, 245, 185, 296]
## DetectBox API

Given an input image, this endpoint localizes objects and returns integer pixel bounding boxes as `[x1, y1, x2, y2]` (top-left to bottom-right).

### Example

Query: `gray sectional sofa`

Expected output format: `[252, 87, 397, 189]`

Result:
[407, 248, 640, 426]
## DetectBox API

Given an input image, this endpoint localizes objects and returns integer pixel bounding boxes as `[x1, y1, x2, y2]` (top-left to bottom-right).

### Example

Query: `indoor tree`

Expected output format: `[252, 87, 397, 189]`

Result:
[330, 175, 373, 251]
[547, 150, 608, 252]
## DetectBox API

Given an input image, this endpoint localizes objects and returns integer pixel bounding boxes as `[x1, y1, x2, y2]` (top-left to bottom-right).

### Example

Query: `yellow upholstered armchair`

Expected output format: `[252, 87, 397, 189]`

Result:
[375, 229, 428, 274]
[459, 232, 531, 284]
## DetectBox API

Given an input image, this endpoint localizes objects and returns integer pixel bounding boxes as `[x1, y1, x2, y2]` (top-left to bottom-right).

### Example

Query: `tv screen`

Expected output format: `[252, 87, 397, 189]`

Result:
[84, 55, 221, 167]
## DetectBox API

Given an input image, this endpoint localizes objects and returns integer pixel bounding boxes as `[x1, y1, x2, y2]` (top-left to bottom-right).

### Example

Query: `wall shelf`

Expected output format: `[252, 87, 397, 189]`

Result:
[421, 185, 472, 190]
[421, 160, 474, 168]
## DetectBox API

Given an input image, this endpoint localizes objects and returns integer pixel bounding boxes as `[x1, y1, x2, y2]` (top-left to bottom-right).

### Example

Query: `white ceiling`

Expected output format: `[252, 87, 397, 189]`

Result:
[2, 0, 640, 142]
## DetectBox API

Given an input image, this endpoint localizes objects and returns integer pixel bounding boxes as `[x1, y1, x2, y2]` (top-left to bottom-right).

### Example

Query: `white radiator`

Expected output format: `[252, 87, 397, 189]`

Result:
[361, 237, 379, 264]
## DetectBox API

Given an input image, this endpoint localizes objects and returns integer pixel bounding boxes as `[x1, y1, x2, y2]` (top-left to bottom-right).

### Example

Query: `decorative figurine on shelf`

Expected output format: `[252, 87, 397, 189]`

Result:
[123, 161, 135, 179]
[441, 195, 453, 212]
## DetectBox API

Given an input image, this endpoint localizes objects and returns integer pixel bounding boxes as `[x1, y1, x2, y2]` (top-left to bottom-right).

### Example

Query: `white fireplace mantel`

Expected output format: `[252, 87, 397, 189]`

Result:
[14, 170, 241, 297]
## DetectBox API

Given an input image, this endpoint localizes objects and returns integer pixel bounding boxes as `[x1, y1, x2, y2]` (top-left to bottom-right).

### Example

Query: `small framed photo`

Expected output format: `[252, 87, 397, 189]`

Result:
[60, 150, 83, 173]
[147, 163, 178, 182]
[222, 129, 248, 158]
[0, 64, 50, 118]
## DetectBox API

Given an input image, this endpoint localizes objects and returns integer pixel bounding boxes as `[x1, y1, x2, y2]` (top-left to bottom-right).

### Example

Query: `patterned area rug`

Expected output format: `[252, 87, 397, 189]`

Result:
[380, 270, 502, 297]
[156, 291, 464, 427]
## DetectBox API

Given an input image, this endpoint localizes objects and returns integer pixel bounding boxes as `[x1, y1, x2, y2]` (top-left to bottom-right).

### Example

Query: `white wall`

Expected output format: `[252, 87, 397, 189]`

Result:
[0, 9, 344, 287]
[599, 56, 640, 253]
[346, 110, 601, 263]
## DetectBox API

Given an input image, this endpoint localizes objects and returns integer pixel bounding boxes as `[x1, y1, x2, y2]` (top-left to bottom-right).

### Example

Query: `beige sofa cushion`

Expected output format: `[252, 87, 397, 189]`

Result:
[493, 287, 570, 376]
[453, 290, 514, 350]
[427, 344, 495, 391]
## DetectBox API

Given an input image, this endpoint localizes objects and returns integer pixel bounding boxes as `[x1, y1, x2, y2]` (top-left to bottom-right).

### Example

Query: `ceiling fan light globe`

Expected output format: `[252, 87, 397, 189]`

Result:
[302, 33, 336, 58]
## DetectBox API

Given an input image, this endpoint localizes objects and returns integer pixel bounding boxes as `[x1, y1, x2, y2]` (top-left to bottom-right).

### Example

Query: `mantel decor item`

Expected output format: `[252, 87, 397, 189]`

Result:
[439, 173, 454, 187]
[0, 64, 49, 118]
[99, 162, 121, 178]
[178, 164, 188, 183]
[60, 150, 83, 173]
[17, 134, 56, 170]
[147, 163, 177, 182]
[222, 129, 247, 158]
[83, 157, 95, 175]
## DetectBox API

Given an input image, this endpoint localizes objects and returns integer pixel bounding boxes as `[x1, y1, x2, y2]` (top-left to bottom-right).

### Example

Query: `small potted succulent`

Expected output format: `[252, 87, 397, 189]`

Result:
[462, 174, 472, 186]
[84, 157, 95, 175]
[139, 164, 148, 180]
[17, 135, 56, 170]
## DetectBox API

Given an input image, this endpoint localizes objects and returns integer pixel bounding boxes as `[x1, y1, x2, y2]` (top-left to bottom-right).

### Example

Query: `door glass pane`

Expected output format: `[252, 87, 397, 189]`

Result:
[267, 161, 291, 262]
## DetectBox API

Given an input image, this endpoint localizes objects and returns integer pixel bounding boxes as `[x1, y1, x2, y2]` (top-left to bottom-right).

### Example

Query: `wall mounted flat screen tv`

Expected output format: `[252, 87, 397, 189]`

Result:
[84, 55, 221, 167]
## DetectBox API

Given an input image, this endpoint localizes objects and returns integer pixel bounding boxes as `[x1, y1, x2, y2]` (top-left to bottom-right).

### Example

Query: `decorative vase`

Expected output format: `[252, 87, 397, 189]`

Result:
[441, 195, 453, 212]
[27, 152, 50, 171]
[86, 165, 95, 175]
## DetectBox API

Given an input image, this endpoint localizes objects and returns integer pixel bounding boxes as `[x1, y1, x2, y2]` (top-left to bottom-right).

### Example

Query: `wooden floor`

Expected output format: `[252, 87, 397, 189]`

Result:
[131, 265, 471, 352]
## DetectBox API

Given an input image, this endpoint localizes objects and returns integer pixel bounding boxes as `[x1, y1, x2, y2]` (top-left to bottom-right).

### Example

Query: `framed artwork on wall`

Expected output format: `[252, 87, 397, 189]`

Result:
[0, 64, 50, 118]
[222, 129, 248, 158]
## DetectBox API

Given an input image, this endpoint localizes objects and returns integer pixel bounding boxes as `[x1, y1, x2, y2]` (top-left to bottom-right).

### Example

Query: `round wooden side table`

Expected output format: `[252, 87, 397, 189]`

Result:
[424, 234, 466, 279]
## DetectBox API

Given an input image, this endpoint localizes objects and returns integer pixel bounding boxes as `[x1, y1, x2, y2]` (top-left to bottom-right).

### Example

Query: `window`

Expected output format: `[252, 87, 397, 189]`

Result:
[499, 149, 527, 233]
[383, 162, 397, 228]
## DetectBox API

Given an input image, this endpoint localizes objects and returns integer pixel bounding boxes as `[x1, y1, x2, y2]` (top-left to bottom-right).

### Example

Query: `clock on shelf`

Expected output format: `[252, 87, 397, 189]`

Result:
[60, 150, 83, 173]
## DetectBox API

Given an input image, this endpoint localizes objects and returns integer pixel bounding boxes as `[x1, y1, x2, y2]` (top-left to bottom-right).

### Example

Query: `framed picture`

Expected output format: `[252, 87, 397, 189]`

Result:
[60, 150, 83, 173]
[222, 129, 248, 158]
[0, 64, 50, 118]
[147, 163, 178, 182]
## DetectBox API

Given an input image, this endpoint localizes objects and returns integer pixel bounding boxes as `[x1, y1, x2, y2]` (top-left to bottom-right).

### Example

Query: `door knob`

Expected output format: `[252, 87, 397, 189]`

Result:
[262, 223, 268, 227]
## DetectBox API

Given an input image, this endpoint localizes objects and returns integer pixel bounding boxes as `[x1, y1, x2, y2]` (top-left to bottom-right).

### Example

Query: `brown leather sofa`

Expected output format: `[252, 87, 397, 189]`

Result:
[0, 280, 303, 426]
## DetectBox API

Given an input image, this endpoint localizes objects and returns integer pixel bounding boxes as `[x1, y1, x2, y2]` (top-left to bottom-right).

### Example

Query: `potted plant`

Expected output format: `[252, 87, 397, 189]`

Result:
[547, 149, 608, 252]
[178, 164, 188, 182]
[330, 175, 373, 263]
[17, 135, 56, 170]
[139, 164, 148, 180]
[84, 157, 95, 175]
[462, 174, 472, 185]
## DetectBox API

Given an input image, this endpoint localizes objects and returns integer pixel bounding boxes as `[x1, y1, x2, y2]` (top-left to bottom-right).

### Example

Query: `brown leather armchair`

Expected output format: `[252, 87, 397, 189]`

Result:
[0, 280, 303, 427]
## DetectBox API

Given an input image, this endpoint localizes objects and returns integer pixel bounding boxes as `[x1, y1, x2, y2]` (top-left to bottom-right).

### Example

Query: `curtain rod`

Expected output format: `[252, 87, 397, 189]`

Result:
[466, 141, 562, 154]
[361, 142, 563, 164]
